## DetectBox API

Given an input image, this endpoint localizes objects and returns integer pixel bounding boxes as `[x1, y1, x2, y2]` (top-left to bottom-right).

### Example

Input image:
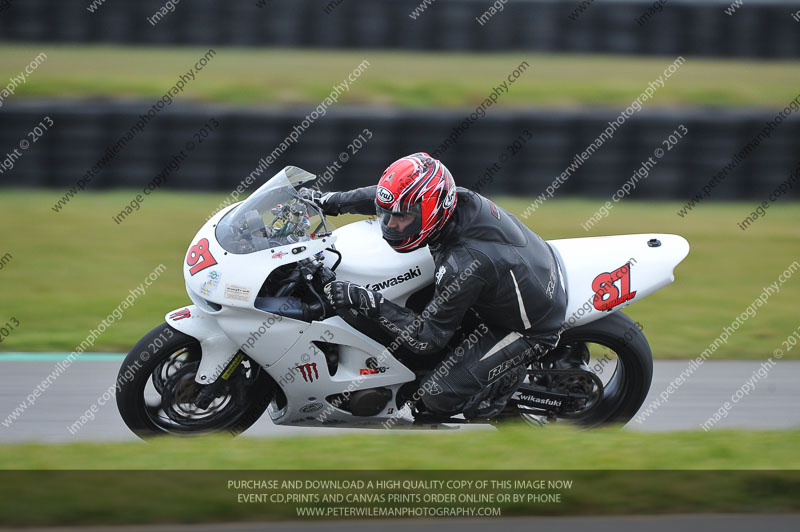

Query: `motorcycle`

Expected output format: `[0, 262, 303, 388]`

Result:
[116, 166, 690, 438]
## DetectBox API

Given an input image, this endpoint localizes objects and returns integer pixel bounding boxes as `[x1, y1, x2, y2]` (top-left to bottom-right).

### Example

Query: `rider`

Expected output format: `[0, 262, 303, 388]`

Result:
[302, 152, 567, 420]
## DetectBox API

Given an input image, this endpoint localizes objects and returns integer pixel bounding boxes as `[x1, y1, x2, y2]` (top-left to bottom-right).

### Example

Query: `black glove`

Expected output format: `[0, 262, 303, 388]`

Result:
[324, 281, 383, 318]
[297, 187, 334, 213]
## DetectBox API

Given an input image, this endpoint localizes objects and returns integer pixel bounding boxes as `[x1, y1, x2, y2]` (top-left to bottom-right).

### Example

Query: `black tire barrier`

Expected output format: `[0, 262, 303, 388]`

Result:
[1, 0, 799, 58]
[1, 100, 798, 201]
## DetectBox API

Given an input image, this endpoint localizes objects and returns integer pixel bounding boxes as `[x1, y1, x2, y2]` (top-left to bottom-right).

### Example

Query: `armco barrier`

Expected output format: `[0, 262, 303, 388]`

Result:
[0, 101, 798, 202]
[0, 0, 798, 58]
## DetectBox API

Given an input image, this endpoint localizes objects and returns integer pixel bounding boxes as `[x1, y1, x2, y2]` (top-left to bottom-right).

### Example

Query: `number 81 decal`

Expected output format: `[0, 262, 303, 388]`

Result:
[592, 262, 637, 311]
[186, 238, 218, 276]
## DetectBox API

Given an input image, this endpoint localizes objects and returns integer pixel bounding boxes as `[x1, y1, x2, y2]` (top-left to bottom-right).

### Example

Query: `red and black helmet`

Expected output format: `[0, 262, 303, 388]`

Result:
[375, 152, 457, 252]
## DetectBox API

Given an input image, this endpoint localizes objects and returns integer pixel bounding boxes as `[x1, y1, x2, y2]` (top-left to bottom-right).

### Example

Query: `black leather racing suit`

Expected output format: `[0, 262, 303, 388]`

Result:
[324, 186, 568, 418]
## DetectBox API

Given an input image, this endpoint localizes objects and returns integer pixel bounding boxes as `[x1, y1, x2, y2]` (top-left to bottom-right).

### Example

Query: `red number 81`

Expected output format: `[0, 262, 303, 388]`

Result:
[592, 263, 635, 311]
[186, 238, 217, 276]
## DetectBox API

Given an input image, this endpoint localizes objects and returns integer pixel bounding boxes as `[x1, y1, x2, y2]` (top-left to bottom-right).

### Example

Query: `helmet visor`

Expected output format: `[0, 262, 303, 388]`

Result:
[376, 203, 423, 245]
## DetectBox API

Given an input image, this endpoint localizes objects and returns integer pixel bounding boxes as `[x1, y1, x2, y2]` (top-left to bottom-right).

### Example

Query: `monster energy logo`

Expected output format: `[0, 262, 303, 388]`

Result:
[297, 362, 319, 382]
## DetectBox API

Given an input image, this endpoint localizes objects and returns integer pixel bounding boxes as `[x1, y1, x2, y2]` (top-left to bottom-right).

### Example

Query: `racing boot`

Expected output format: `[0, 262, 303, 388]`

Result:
[462, 364, 527, 421]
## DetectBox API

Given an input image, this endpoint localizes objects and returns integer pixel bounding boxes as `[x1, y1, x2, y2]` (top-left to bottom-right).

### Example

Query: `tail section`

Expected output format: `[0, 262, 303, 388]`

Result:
[547, 234, 690, 330]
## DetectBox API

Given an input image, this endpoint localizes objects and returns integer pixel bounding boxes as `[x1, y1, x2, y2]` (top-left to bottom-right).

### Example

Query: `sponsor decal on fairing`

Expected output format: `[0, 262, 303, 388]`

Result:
[365, 266, 422, 290]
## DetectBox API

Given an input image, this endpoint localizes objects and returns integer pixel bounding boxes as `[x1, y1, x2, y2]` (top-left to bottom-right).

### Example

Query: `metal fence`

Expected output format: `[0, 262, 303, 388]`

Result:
[1, 0, 799, 58]
[2, 101, 798, 202]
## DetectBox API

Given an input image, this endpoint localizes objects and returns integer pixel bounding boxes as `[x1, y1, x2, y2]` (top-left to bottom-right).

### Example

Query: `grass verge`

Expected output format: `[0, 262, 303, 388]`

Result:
[0, 44, 798, 108]
[2, 424, 799, 469]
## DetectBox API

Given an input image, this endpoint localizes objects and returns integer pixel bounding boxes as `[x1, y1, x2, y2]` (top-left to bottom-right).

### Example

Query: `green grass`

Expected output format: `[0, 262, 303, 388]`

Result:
[3, 425, 799, 470]
[1, 44, 798, 108]
[1, 426, 799, 525]
[0, 191, 798, 359]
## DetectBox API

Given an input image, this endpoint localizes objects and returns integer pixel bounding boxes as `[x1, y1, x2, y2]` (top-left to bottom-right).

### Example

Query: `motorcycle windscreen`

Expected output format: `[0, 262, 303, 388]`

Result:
[215, 166, 334, 254]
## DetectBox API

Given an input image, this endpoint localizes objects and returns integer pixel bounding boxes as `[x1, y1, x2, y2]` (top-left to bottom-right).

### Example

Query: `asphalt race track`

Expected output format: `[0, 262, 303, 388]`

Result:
[1, 356, 798, 443]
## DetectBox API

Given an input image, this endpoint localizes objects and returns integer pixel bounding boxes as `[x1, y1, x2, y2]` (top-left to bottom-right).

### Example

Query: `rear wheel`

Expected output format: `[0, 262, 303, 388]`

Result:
[518, 311, 652, 428]
[116, 323, 274, 439]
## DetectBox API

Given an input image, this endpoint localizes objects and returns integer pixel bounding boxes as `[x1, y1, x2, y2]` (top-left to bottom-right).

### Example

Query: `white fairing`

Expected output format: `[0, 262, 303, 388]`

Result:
[550, 233, 690, 329]
[164, 166, 689, 429]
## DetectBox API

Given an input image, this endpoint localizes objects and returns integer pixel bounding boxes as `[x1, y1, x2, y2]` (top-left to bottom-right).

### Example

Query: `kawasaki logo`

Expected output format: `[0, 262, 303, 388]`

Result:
[365, 267, 422, 290]
[376, 186, 395, 204]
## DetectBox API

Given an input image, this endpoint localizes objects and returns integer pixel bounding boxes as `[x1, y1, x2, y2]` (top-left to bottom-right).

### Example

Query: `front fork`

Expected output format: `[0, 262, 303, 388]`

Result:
[194, 351, 246, 408]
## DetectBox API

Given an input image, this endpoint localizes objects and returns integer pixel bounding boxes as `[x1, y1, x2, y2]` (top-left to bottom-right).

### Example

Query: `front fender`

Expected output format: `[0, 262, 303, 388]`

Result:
[165, 305, 239, 384]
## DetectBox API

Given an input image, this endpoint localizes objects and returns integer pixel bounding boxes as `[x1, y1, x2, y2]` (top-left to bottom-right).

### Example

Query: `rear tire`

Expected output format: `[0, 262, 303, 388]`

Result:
[520, 311, 653, 428]
[116, 323, 274, 439]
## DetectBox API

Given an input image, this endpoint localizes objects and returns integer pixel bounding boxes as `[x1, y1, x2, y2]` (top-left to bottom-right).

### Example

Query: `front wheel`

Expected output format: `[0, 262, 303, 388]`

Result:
[518, 311, 653, 428]
[116, 323, 274, 439]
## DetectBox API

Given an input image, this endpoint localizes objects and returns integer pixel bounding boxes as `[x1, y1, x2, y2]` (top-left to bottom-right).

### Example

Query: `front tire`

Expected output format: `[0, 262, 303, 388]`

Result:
[116, 323, 274, 439]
